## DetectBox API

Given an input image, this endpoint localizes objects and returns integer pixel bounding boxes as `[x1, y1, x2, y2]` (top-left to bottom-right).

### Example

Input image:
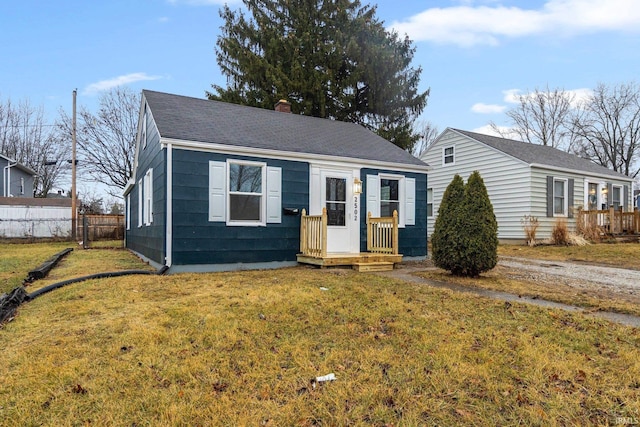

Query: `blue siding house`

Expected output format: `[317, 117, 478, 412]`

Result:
[124, 90, 429, 272]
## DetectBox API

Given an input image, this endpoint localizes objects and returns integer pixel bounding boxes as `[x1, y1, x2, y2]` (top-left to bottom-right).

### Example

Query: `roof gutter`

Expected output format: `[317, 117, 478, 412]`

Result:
[529, 163, 634, 183]
[160, 137, 431, 174]
[3, 160, 17, 197]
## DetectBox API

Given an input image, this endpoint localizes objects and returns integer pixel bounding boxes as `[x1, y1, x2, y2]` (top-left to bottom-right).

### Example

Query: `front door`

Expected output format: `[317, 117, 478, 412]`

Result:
[312, 167, 360, 253]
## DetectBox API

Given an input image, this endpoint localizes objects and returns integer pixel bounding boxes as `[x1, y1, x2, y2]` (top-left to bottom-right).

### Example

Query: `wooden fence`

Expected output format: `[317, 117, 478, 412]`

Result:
[366, 211, 399, 254]
[78, 214, 125, 241]
[578, 207, 640, 235]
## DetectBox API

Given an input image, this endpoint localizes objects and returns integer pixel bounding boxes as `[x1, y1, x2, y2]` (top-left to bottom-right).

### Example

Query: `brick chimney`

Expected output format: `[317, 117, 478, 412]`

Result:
[274, 99, 291, 113]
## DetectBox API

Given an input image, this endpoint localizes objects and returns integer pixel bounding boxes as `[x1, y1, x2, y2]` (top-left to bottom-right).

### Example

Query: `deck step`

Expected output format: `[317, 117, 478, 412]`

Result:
[352, 262, 394, 272]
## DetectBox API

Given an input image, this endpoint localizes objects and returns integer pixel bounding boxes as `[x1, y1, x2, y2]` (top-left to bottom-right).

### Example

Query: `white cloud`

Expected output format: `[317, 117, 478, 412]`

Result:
[472, 124, 520, 139]
[502, 87, 593, 106]
[389, 0, 640, 47]
[471, 103, 506, 114]
[83, 73, 162, 95]
[158, 17, 169, 23]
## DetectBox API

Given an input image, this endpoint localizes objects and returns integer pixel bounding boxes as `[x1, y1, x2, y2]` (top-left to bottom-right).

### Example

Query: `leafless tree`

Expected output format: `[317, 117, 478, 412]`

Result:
[490, 86, 575, 150]
[57, 87, 140, 197]
[0, 97, 68, 197]
[571, 82, 640, 178]
[411, 120, 440, 157]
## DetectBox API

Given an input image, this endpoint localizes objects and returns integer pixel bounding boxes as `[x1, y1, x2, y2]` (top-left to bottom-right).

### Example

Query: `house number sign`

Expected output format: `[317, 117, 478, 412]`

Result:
[354, 196, 358, 222]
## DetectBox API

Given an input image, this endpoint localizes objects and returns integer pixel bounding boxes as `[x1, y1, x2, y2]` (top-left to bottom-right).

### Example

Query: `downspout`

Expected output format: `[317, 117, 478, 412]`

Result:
[3, 160, 17, 197]
[165, 142, 173, 267]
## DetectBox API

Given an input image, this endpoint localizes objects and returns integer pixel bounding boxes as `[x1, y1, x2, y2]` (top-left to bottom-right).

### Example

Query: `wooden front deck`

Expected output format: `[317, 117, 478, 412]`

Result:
[297, 208, 402, 271]
[578, 207, 640, 235]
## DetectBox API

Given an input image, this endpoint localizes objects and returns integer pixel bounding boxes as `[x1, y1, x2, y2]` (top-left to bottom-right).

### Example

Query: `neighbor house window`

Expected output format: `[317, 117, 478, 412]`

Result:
[612, 185, 622, 209]
[126, 194, 131, 230]
[380, 178, 400, 217]
[228, 161, 265, 224]
[19, 178, 24, 195]
[587, 182, 598, 210]
[427, 188, 433, 217]
[553, 178, 567, 216]
[443, 146, 455, 165]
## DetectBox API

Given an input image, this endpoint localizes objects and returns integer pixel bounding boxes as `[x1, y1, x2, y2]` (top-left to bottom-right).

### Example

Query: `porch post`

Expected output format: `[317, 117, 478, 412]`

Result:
[321, 207, 327, 258]
[392, 210, 398, 255]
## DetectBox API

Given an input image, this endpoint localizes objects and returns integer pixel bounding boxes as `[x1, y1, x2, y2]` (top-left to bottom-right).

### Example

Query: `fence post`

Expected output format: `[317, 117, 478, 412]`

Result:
[82, 211, 89, 249]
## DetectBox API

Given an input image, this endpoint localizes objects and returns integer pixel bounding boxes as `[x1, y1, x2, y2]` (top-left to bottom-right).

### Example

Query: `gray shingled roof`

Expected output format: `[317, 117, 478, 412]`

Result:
[143, 90, 427, 168]
[452, 128, 631, 180]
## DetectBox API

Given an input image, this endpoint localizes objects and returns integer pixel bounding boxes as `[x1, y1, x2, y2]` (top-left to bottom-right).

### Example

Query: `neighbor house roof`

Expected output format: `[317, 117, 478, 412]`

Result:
[0, 153, 36, 175]
[451, 128, 632, 181]
[143, 90, 427, 169]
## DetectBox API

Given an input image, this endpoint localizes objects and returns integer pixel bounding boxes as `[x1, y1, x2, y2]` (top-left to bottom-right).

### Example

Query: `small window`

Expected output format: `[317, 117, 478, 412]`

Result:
[380, 178, 400, 217]
[326, 177, 346, 226]
[427, 188, 433, 217]
[228, 161, 264, 223]
[443, 146, 455, 165]
[142, 109, 148, 149]
[553, 178, 567, 216]
[137, 178, 143, 228]
[126, 194, 131, 230]
[20, 178, 24, 195]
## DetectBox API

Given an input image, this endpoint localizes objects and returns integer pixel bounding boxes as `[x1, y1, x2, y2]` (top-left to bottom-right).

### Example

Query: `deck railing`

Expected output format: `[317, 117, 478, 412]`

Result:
[367, 210, 399, 254]
[300, 208, 327, 257]
[578, 207, 640, 235]
[300, 209, 399, 257]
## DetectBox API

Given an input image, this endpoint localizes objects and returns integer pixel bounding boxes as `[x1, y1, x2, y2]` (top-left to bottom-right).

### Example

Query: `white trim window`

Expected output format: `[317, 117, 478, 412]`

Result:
[143, 168, 153, 225]
[209, 160, 281, 226]
[553, 178, 568, 216]
[228, 160, 265, 225]
[366, 173, 416, 227]
[612, 185, 622, 209]
[141, 108, 148, 150]
[19, 177, 24, 195]
[442, 146, 455, 166]
[126, 194, 131, 230]
[427, 188, 433, 217]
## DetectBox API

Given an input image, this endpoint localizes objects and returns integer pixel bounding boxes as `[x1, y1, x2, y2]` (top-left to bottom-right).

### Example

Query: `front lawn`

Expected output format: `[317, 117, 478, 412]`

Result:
[1, 244, 639, 425]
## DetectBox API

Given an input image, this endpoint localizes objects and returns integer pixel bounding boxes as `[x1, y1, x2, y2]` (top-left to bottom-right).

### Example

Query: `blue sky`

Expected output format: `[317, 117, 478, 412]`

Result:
[2, 0, 639, 138]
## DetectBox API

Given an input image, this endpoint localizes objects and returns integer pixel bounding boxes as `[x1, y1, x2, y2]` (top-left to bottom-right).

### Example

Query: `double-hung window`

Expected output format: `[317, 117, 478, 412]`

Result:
[209, 160, 281, 226]
[612, 185, 622, 209]
[427, 188, 433, 217]
[553, 178, 567, 216]
[380, 178, 400, 217]
[228, 161, 264, 223]
[143, 168, 153, 225]
[366, 173, 416, 227]
[443, 146, 455, 165]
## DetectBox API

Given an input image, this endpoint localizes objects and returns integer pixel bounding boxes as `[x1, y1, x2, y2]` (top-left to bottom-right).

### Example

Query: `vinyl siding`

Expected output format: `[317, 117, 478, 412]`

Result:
[171, 149, 308, 266]
[421, 130, 531, 240]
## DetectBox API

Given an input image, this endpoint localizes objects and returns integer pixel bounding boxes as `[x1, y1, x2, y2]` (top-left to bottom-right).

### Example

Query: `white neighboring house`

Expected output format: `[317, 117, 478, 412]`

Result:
[421, 128, 635, 242]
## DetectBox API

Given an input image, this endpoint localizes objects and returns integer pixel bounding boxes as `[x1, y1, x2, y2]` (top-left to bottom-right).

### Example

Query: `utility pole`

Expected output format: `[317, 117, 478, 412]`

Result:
[71, 89, 77, 240]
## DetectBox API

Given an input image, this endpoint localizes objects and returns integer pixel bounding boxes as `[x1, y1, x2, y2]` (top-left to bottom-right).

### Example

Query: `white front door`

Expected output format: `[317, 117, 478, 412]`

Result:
[311, 166, 360, 254]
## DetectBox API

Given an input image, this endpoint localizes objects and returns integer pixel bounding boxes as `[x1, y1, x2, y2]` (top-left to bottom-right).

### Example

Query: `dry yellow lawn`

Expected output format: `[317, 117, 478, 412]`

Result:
[1, 243, 640, 425]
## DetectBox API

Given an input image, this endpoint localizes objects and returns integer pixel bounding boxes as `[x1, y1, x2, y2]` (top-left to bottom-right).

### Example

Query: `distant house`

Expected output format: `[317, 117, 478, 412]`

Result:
[124, 90, 429, 272]
[420, 128, 634, 242]
[1, 154, 35, 197]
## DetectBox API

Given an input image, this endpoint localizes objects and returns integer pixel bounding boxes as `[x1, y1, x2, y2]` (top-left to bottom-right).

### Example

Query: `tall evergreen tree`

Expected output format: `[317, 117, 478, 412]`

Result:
[210, 0, 429, 150]
[456, 171, 498, 277]
[431, 174, 465, 272]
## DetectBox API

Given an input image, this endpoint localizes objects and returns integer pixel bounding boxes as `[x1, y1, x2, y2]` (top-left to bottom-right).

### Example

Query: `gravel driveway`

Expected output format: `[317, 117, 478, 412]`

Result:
[499, 257, 640, 299]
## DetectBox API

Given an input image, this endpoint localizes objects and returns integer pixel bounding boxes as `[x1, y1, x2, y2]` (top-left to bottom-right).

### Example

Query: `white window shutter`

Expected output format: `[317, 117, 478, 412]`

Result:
[209, 161, 226, 222]
[405, 177, 416, 226]
[366, 175, 379, 217]
[137, 178, 143, 227]
[266, 166, 282, 223]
